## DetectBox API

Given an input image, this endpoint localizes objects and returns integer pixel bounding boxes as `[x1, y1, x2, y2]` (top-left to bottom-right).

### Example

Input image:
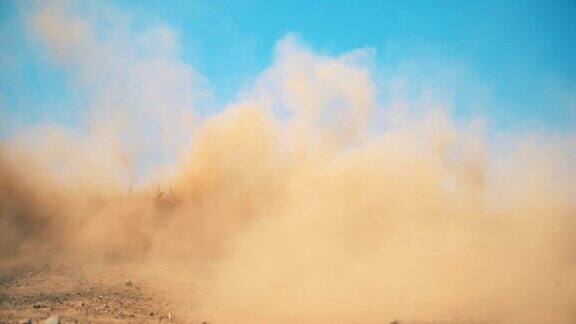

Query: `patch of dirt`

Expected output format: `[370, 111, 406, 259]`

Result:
[0, 260, 196, 323]
[0, 260, 491, 324]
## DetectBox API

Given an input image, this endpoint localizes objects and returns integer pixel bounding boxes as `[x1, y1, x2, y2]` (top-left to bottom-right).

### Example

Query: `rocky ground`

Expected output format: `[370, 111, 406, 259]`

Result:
[0, 260, 204, 323]
[0, 260, 494, 324]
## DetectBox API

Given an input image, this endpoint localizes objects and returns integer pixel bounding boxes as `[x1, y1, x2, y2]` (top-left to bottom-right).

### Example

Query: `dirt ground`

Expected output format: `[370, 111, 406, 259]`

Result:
[0, 259, 499, 324]
[0, 259, 206, 324]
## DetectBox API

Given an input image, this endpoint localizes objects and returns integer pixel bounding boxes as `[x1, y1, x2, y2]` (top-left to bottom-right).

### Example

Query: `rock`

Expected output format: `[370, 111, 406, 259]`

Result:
[44, 315, 60, 324]
[124, 280, 133, 287]
[149, 311, 155, 316]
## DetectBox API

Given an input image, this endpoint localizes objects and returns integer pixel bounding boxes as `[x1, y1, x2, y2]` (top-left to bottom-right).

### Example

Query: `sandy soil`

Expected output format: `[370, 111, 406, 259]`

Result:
[0, 259, 496, 324]
[0, 260, 205, 324]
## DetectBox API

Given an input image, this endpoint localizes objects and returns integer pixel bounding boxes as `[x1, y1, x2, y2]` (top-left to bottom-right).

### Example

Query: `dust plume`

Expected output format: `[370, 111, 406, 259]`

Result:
[1, 1, 575, 323]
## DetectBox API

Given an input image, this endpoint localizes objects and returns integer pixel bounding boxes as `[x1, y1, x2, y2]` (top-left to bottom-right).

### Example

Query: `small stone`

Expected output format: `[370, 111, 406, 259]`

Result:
[43, 315, 60, 324]
[124, 280, 133, 286]
[19, 318, 32, 324]
[149, 311, 155, 316]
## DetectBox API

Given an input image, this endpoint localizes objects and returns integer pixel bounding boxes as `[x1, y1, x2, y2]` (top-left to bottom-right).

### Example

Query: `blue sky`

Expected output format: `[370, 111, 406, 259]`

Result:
[1, 0, 575, 137]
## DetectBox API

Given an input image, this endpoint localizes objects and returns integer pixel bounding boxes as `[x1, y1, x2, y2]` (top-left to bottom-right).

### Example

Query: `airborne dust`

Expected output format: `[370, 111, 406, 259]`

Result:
[1, 2, 575, 323]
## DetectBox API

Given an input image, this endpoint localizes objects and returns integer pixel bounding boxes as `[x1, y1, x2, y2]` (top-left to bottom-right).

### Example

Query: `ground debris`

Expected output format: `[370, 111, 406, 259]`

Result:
[43, 315, 60, 324]
[0, 262, 181, 323]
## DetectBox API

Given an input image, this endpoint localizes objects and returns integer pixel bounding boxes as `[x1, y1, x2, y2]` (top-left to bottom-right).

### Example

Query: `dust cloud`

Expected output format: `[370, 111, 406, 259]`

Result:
[1, 2, 575, 323]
